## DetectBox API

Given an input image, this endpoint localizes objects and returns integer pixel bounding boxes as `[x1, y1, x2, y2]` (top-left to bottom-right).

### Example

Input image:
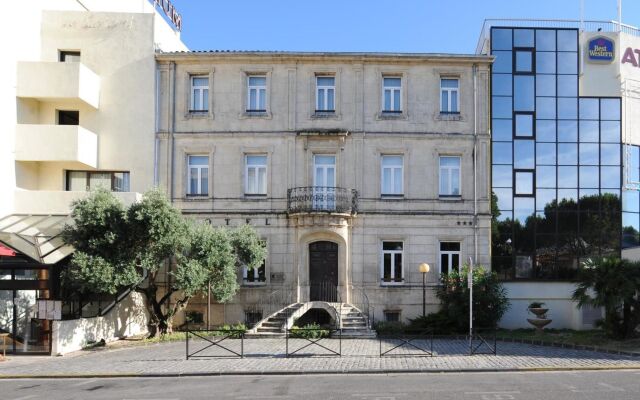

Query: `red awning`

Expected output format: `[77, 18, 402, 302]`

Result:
[0, 244, 16, 256]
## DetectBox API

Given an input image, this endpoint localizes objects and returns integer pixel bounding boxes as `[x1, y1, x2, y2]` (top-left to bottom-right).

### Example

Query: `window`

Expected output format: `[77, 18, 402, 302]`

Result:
[245, 154, 267, 195]
[382, 77, 402, 112]
[440, 78, 459, 113]
[383, 310, 401, 322]
[242, 260, 266, 285]
[515, 50, 533, 73]
[381, 241, 403, 284]
[381, 155, 403, 195]
[57, 110, 79, 125]
[66, 171, 130, 192]
[190, 76, 209, 112]
[316, 76, 335, 112]
[59, 51, 80, 62]
[514, 113, 534, 137]
[439, 156, 461, 197]
[514, 170, 535, 195]
[439, 242, 461, 274]
[247, 75, 267, 112]
[187, 155, 209, 196]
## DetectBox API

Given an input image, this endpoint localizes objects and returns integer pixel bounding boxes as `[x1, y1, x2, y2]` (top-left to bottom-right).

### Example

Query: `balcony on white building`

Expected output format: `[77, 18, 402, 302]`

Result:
[15, 124, 98, 168]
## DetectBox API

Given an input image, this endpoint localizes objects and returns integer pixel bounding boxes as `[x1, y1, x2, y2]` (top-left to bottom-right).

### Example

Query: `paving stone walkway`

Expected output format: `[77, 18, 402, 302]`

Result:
[1, 338, 639, 377]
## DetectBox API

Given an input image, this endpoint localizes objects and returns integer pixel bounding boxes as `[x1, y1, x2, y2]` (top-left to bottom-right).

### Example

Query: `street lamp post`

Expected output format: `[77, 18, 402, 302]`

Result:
[419, 263, 430, 317]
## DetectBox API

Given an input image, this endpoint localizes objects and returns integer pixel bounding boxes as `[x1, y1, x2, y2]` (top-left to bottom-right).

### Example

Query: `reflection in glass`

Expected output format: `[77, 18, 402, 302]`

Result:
[601, 166, 620, 189]
[579, 98, 599, 120]
[536, 166, 556, 188]
[579, 143, 599, 165]
[515, 114, 533, 137]
[536, 29, 556, 51]
[514, 197, 535, 223]
[557, 29, 578, 51]
[515, 171, 534, 195]
[558, 97, 577, 119]
[514, 29, 534, 47]
[492, 142, 512, 164]
[557, 120, 578, 142]
[536, 189, 556, 210]
[557, 143, 577, 165]
[557, 189, 578, 205]
[627, 145, 640, 181]
[493, 119, 512, 140]
[493, 165, 513, 187]
[492, 97, 512, 118]
[601, 121, 620, 143]
[557, 75, 577, 97]
[494, 188, 513, 212]
[515, 51, 533, 73]
[536, 74, 555, 96]
[492, 74, 512, 96]
[514, 140, 535, 169]
[579, 166, 599, 188]
[558, 166, 578, 188]
[536, 97, 556, 119]
[601, 98, 621, 120]
[492, 51, 513, 73]
[514, 76, 534, 111]
[536, 143, 556, 165]
[623, 190, 639, 213]
[492, 29, 513, 50]
[601, 144, 620, 165]
[536, 52, 555, 73]
[536, 120, 556, 141]
[579, 121, 599, 142]
[557, 52, 578, 74]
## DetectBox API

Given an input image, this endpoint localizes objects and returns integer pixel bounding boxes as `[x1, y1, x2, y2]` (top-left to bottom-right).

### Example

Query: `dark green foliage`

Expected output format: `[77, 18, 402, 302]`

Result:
[373, 321, 407, 335]
[572, 257, 640, 339]
[289, 322, 330, 339]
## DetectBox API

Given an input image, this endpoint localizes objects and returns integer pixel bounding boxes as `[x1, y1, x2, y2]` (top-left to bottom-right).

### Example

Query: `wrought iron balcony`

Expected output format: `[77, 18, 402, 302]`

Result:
[287, 186, 358, 215]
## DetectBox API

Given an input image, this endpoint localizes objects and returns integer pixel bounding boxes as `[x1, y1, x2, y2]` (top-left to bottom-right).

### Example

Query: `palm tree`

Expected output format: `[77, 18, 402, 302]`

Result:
[572, 257, 640, 339]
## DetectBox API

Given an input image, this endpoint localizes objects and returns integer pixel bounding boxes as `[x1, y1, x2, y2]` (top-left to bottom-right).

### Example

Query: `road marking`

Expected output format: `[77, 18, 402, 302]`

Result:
[598, 382, 625, 392]
[11, 396, 36, 400]
[71, 378, 98, 387]
[464, 392, 520, 400]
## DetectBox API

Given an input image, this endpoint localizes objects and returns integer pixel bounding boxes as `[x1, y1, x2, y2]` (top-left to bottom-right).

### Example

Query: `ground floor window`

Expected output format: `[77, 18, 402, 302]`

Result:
[381, 241, 403, 284]
[439, 242, 461, 274]
[383, 310, 401, 322]
[242, 260, 266, 285]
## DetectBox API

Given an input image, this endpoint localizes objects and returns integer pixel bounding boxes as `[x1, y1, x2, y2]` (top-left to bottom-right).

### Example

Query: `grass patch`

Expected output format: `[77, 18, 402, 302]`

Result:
[496, 329, 640, 353]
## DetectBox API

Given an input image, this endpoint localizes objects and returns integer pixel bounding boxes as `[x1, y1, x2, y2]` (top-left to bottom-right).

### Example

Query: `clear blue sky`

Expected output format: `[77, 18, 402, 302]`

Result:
[171, 0, 640, 53]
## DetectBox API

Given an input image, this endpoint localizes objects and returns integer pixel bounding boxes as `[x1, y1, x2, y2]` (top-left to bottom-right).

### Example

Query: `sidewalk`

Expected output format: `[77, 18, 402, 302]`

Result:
[0, 338, 639, 378]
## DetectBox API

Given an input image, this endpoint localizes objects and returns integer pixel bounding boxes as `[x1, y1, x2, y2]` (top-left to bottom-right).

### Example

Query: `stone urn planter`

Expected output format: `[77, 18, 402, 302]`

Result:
[527, 303, 552, 333]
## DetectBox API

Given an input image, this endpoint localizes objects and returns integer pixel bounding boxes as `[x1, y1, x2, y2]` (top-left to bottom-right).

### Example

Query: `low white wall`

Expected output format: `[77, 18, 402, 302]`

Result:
[499, 282, 595, 330]
[51, 291, 149, 355]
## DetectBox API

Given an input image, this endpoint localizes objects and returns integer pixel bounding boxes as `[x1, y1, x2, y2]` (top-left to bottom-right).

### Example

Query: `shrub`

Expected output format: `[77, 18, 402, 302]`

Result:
[289, 322, 330, 339]
[373, 321, 407, 336]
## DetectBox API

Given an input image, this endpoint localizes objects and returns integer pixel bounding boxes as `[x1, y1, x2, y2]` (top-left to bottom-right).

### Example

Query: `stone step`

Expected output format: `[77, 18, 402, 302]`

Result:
[257, 327, 284, 333]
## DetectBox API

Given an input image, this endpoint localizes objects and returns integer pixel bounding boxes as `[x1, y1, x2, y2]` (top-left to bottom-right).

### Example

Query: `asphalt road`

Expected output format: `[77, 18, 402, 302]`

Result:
[1, 370, 639, 400]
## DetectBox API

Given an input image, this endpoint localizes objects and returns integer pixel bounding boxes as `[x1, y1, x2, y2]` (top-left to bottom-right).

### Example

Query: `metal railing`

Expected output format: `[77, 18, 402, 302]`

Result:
[349, 286, 373, 329]
[476, 18, 640, 53]
[244, 286, 295, 328]
[379, 329, 434, 357]
[185, 327, 245, 359]
[287, 186, 358, 214]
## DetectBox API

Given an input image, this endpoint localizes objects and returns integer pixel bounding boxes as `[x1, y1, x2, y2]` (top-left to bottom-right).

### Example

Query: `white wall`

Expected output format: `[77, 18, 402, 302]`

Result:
[51, 291, 149, 355]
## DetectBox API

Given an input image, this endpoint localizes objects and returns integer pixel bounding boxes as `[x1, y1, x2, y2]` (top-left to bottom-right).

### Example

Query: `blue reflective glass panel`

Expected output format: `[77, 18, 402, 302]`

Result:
[558, 120, 578, 142]
[557, 75, 577, 97]
[537, 166, 556, 187]
[515, 51, 533, 73]
[558, 98, 577, 119]
[579, 143, 599, 165]
[515, 171, 534, 195]
[601, 166, 621, 189]
[558, 143, 577, 164]
[536, 52, 555, 73]
[494, 188, 513, 212]
[493, 142, 512, 164]
[515, 114, 533, 137]
[537, 143, 556, 165]
[492, 51, 513, 73]
[579, 166, 599, 188]
[557, 52, 578, 73]
[557, 189, 578, 204]
[557, 30, 578, 51]
[601, 144, 620, 165]
[492, 97, 512, 118]
[492, 29, 513, 50]
[514, 198, 535, 223]
[493, 119, 513, 141]
[623, 190, 640, 213]
[601, 121, 620, 143]
[514, 76, 534, 111]
[628, 145, 640, 181]
[536, 120, 556, 142]
[579, 121, 599, 142]
[558, 166, 578, 188]
[536, 74, 555, 96]
[579, 98, 599, 120]
[514, 29, 534, 47]
[601, 99, 621, 120]
[536, 97, 556, 119]
[493, 165, 513, 187]
[536, 189, 556, 210]
[492, 74, 512, 96]
[514, 140, 535, 169]
[536, 30, 556, 51]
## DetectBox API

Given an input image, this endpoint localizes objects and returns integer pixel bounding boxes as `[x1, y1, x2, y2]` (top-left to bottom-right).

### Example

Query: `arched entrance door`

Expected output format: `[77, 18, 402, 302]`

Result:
[308, 241, 338, 301]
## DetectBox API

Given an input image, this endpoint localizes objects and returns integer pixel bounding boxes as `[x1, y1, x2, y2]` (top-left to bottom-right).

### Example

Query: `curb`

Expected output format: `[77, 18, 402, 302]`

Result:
[496, 337, 640, 358]
[2, 365, 640, 379]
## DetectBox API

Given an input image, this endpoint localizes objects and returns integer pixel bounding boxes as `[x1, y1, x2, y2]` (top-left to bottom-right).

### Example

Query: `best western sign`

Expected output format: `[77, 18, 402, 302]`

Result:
[587, 37, 615, 63]
[622, 47, 640, 68]
[151, 0, 182, 31]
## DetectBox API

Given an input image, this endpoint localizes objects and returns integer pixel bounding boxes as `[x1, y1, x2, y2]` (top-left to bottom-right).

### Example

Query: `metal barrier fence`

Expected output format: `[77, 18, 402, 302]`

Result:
[469, 328, 497, 355]
[285, 327, 341, 357]
[185, 328, 245, 359]
[379, 330, 434, 357]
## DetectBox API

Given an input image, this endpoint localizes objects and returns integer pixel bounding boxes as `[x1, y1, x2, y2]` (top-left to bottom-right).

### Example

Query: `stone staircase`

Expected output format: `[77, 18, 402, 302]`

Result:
[247, 302, 376, 338]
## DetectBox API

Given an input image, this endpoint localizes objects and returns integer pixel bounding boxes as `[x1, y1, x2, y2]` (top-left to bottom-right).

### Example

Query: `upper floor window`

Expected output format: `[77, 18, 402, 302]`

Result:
[247, 75, 267, 112]
[439, 242, 461, 274]
[440, 78, 459, 113]
[381, 241, 404, 284]
[439, 156, 461, 197]
[187, 155, 209, 196]
[245, 154, 267, 195]
[316, 76, 335, 112]
[59, 51, 80, 62]
[381, 155, 403, 195]
[382, 77, 402, 112]
[58, 110, 79, 125]
[190, 76, 209, 112]
[66, 171, 130, 192]
[242, 259, 266, 285]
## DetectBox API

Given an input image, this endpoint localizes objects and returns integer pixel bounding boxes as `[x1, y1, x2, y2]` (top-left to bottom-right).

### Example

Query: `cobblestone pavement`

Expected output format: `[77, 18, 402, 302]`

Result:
[1, 338, 639, 377]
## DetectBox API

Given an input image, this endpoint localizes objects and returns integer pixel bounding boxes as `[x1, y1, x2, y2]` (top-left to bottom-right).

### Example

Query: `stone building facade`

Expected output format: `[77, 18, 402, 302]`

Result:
[155, 51, 492, 326]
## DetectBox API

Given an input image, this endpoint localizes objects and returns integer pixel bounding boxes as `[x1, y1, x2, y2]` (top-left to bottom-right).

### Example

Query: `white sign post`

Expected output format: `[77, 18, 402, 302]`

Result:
[468, 256, 474, 353]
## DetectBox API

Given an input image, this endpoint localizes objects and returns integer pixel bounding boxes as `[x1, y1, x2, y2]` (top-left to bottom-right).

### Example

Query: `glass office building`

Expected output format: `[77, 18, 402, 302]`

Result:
[489, 27, 624, 280]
